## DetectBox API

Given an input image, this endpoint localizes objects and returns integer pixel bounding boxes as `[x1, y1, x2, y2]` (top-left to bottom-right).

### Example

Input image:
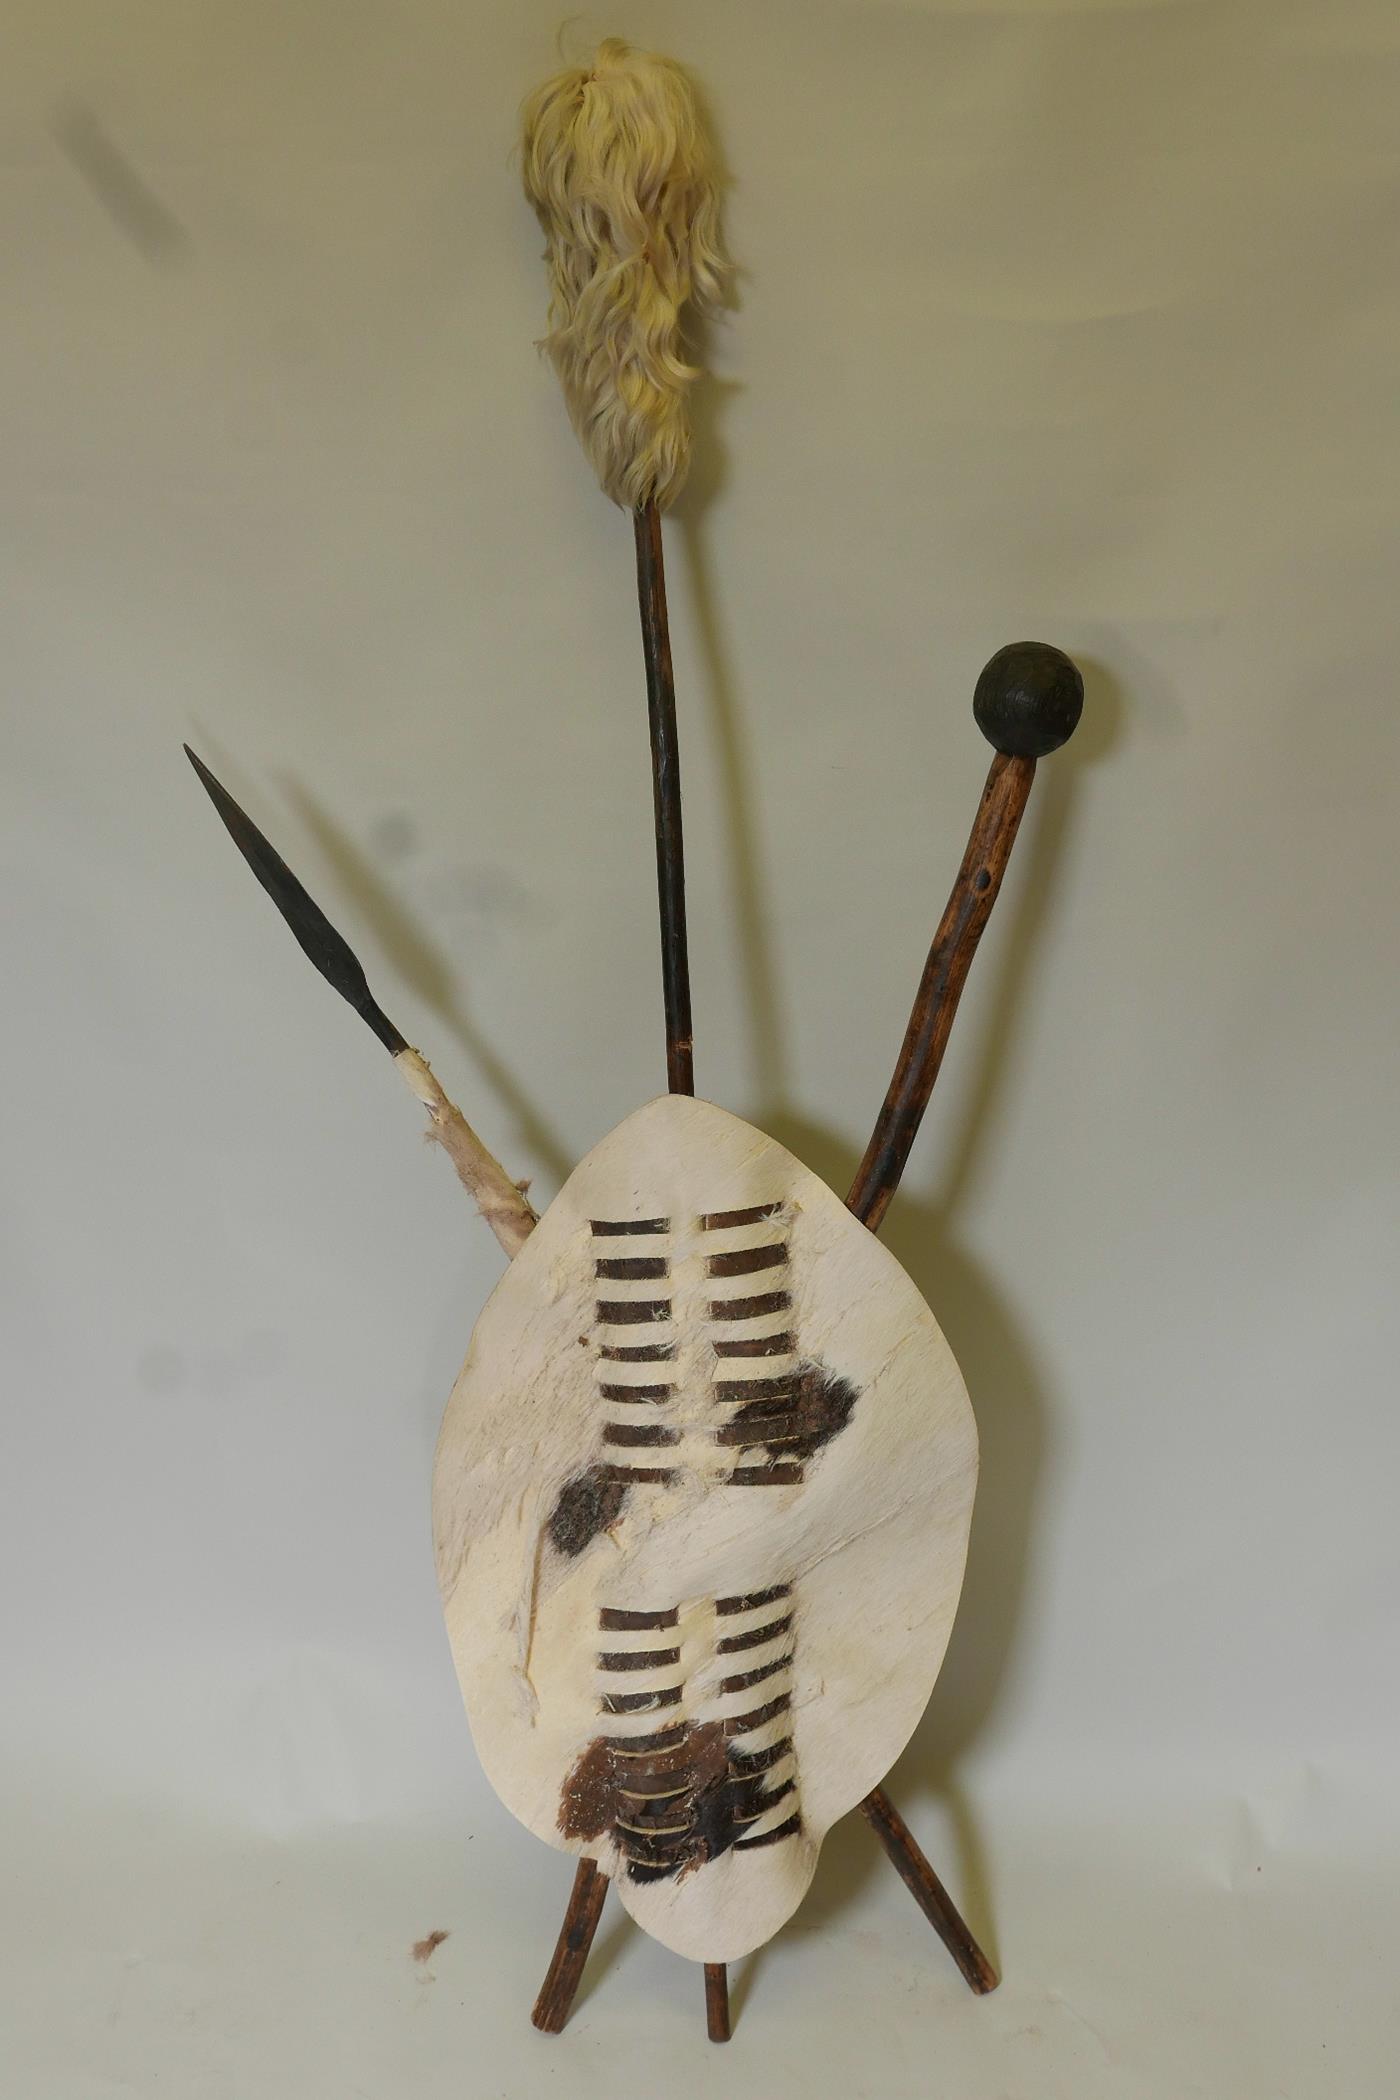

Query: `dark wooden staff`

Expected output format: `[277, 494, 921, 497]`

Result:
[634, 498, 694, 1095]
[535, 639, 1083, 2036]
[536, 496, 710, 2036]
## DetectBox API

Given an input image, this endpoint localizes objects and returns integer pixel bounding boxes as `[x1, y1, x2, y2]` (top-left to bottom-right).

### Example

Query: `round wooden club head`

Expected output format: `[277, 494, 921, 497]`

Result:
[974, 641, 1084, 758]
[432, 1095, 978, 1964]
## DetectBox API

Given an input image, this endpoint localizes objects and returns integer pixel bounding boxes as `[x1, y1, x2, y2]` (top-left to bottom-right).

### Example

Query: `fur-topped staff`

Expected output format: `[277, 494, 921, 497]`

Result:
[523, 39, 728, 1095]
[522, 38, 725, 511]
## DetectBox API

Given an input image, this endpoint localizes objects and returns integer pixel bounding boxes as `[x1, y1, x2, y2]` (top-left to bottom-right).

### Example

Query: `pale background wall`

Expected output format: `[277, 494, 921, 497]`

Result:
[3, 4, 1397, 2094]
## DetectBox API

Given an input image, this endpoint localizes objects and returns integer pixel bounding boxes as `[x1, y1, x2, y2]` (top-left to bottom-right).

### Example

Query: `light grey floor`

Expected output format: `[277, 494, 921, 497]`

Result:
[7, 1780, 1390, 2099]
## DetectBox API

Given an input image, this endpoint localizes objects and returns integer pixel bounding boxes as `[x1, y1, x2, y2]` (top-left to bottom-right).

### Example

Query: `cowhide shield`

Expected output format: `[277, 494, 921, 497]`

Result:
[432, 1094, 977, 1963]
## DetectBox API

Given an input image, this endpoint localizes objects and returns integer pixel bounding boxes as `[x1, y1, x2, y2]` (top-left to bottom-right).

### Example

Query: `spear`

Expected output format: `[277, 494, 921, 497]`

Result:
[521, 36, 727, 1096]
[183, 746, 537, 1258]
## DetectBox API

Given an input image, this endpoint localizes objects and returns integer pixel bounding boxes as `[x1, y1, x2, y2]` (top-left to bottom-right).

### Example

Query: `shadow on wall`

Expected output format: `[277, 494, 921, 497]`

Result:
[283, 783, 575, 1193]
[52, 99, 192, 266]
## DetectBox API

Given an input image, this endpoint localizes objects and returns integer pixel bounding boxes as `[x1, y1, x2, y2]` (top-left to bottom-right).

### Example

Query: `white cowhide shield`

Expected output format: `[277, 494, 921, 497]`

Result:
[432, 1094, 977, 1963]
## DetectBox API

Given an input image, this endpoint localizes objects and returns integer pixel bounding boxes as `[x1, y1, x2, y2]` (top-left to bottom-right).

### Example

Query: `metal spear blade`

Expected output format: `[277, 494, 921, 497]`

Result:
[184, 744, 406, 1056]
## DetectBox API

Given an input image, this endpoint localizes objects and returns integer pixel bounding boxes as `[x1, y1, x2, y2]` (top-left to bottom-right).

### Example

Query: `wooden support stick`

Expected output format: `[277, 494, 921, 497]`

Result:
[531, 1858, 610, 2034]
[184, 747, 537, 1258]
[704, 1962, 732, 2042]
[860, 1787, 998, 1995]
[633, 499, 694, 1096]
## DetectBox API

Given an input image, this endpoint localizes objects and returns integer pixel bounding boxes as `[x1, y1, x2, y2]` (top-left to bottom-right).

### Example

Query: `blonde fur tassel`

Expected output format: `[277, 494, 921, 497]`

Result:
[521, 38, 726, 511]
